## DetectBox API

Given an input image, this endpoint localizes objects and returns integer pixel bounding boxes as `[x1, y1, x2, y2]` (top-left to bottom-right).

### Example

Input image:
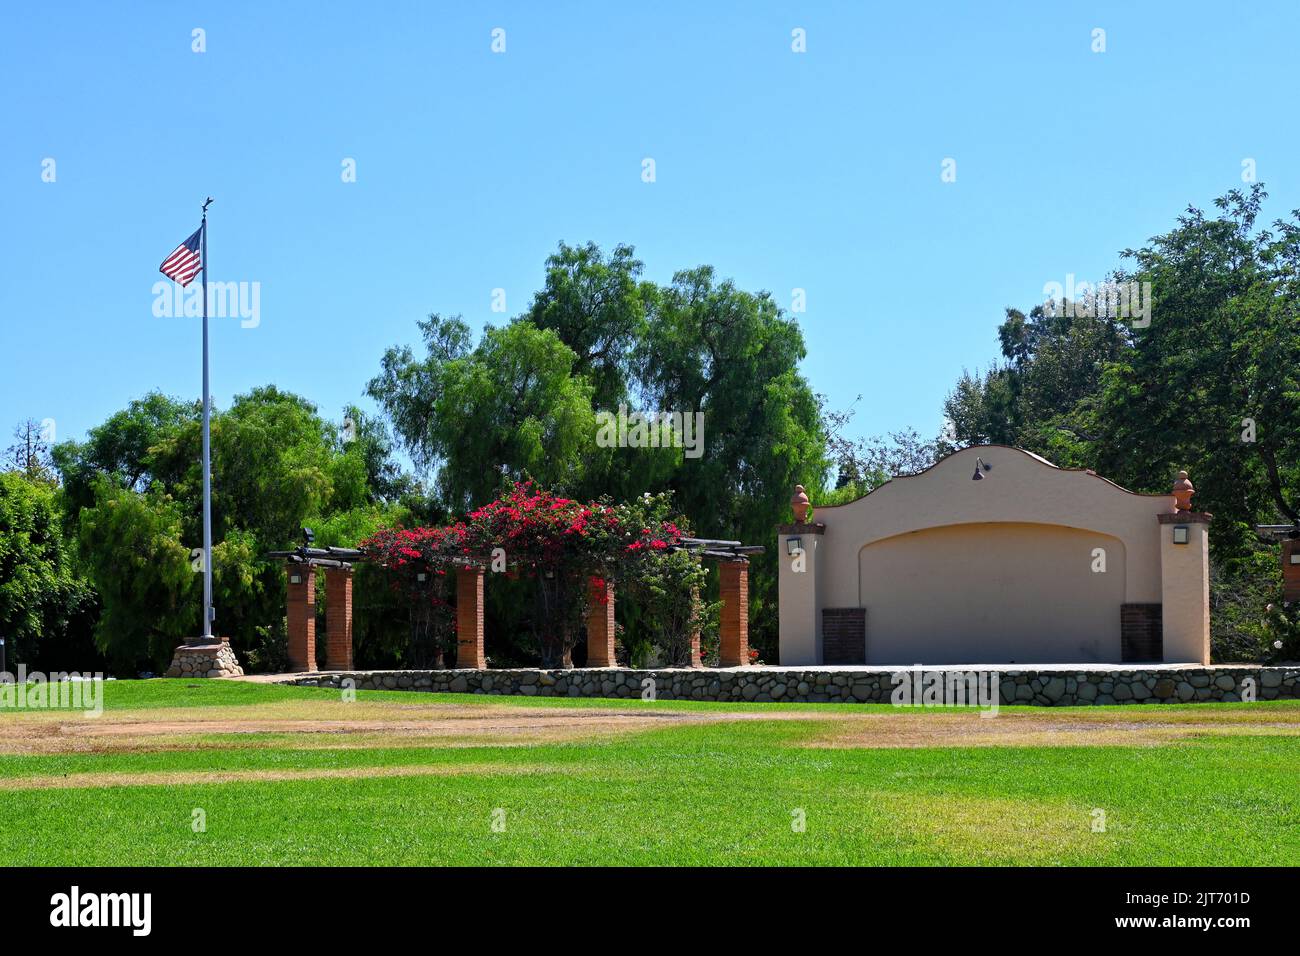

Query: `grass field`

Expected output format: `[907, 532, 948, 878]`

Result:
[0, 680, 1296, 865]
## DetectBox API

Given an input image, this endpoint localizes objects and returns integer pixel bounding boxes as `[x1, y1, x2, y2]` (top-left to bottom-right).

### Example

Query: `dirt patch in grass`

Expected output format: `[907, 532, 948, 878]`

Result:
[808, 707, 1300, 749]
[0, 700, 814, 756]
[0, 761, 544, 791]
[4, 697, 1295, 758]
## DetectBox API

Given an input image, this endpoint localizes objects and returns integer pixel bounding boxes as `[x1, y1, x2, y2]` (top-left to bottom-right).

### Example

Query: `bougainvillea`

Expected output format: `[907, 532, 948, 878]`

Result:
[359, 525, 463, 666]
[361, 483, 704, 667]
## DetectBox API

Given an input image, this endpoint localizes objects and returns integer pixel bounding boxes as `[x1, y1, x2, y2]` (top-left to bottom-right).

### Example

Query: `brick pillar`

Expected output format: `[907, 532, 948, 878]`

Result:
[719, 560, 749, 667]
[1284, 539, 1300, 603]
[286, 564, 316, 673]
[586, 577, 617, 667]
[688, 583, 703, 668]
[456, 566, 487, 668]
[324, 567, 353, 670]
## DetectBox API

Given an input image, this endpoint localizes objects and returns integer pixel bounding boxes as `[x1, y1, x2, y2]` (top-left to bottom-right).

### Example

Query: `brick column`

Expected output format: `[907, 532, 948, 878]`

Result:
[286, 564, 316, 673]
[719, 560, 749, 667]
[456, 566, 487, 668]
[585, 577, 617, 667]
[1284, 538, 1300, 603]
[688, 583, 703, 667]
[324, 567, 353, 670]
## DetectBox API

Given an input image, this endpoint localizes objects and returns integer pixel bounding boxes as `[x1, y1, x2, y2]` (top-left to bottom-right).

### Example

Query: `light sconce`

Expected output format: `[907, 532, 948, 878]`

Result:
[1289, 552, 1300, 565]
[289, 573, 303, 585]
[417, 572, 428, 583]
[786, 537, 803, 556]
[1172, 525, 1189, 545]
[972, 456, 992, 481]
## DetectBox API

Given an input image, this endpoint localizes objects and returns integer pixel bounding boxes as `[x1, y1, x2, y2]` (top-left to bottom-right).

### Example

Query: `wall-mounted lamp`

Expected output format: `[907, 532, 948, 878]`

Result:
[289, 573, 303, 585]
[972, 456, 992, 481]
[416, 572, 428, 583]
[1289, 552, 1300, 565]
[1172, 525, 1189, 545]
[786, 536, 803, 556]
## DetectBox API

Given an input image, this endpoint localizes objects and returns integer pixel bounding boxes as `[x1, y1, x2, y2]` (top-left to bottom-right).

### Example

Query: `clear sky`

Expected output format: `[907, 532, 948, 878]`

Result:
[2, 1, 1297, 454]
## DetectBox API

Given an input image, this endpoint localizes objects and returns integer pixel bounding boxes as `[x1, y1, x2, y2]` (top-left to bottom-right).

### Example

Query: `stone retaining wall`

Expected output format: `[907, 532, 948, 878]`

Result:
[281, 664, 1300, 705]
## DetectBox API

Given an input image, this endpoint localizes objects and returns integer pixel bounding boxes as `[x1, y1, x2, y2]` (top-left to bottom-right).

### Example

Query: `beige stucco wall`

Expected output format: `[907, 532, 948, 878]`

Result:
[778, 446, 1196, 665]
[1161, 520, 1211, 664]
[776, 531, 822, 666]
[859, 522, 1125, 664]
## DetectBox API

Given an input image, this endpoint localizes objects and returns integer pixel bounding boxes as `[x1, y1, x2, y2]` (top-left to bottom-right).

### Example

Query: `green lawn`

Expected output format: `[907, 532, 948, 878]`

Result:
[0, 680, 1295, 865]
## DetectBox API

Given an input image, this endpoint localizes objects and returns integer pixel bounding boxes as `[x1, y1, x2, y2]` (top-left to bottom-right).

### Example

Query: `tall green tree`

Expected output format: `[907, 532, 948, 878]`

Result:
[62, 387, 408, 670]
[1097, 185, 1300, 544]
[942, 304, 1128, 461]
[943, 364, 1020, 447]
[74, 479, 194, 669]
[638, 265, 827, 549]
[341, 403, 414, 505]
[525, 241, 655, 412]
[370, 317, 598, 512]
[53, 392, 197, 519]
[0, 471, 96, 668]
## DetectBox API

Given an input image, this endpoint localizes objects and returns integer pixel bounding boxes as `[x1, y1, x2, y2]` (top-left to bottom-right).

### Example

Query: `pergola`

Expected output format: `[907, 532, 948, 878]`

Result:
[266, 536, 763, 673]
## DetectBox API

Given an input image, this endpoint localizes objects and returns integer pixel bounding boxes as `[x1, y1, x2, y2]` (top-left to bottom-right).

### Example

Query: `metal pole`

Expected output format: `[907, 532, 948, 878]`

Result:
[200, 197, 214, 641]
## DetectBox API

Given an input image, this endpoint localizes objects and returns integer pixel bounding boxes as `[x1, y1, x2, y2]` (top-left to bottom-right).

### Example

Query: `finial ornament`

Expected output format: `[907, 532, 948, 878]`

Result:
[791, 484, 811, 523]
[1172, 470, 1194, 513]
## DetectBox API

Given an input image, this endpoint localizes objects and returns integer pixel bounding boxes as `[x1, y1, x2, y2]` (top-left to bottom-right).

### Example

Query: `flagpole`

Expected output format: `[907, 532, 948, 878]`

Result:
[200, 197, 214, 641]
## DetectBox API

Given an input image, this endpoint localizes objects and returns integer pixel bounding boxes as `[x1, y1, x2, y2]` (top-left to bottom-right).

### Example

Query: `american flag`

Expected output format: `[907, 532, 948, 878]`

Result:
[159, 227, 203, 287]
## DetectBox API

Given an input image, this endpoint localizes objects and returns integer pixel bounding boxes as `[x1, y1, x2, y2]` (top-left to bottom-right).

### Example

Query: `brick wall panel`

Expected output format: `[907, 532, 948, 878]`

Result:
[822, 607, 866, 665]
[1121, 603, 1163, 662]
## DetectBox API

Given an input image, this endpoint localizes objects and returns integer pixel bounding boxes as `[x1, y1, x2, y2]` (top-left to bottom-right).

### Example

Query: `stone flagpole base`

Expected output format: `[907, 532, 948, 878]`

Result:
[164, 636, 244, 678]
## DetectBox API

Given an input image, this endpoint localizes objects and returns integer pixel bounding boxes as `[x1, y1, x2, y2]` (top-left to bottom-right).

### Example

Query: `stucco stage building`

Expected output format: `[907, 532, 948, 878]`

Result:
[777, 446, 1212, 666]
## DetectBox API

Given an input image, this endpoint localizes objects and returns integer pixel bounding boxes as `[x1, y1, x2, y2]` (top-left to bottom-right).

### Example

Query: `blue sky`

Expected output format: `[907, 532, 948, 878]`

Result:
[2, 1, 1297, 455]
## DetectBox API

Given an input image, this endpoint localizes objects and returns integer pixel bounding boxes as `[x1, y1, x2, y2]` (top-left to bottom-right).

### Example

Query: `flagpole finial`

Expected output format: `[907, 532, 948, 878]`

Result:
[202, 196, 214, 218]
